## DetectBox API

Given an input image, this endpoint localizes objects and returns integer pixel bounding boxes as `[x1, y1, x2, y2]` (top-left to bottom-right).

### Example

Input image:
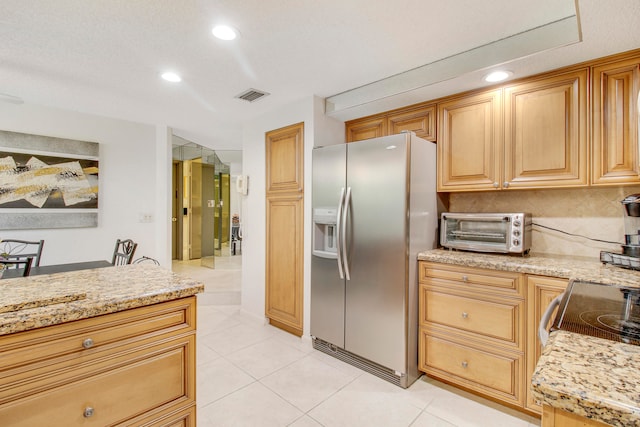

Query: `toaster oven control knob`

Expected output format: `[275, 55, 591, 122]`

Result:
[513, 230, 521, 237]
[513, 220, 521, 227]
[513, 238, 520, 246]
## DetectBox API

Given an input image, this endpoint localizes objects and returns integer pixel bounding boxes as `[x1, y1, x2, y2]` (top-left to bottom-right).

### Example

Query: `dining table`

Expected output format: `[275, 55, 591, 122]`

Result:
[1, 260, 113, 280]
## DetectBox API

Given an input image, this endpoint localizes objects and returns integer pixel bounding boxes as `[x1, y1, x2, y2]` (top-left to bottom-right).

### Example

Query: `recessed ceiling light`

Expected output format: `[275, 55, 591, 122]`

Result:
[161, 72, 182, 83]
[212, 25, 238, 41]
[484, 70, 513, 83]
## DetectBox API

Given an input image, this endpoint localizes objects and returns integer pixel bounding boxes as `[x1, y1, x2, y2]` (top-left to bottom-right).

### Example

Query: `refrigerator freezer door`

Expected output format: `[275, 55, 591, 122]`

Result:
[344, 134, 409, 373]
[311, 143, 347, 347]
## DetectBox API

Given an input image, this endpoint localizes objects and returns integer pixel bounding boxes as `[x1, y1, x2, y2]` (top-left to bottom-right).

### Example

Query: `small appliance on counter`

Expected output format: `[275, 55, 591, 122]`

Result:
[600, 194, 640, 270]
[539, 280, 640, 347]
[440, 212, 532, 255]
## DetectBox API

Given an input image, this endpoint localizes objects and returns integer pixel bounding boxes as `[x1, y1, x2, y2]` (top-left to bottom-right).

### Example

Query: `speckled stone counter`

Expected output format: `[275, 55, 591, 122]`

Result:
[531, 331, 640, 427]
[418, 248, 640, 288]
[0, 264, 203, 336]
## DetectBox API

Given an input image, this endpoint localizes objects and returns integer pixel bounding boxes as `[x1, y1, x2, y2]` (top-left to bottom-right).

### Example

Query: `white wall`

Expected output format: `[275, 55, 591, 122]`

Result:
[241, 95, 344, 337]
[0, 102, 171, 266]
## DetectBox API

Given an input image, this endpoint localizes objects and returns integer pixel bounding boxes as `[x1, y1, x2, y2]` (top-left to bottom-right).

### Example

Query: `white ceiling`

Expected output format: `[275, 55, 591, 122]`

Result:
[2, 0, 640, 150]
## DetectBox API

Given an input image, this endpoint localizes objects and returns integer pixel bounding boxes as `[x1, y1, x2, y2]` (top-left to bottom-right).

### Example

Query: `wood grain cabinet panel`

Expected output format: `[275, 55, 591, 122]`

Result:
[265, 194, 304, 335]
[437, 89, 503, 191]
[592, 57, 640, 185]
[503, 69, 588, 189]
[526, 276, 568, 414]
[345, 115, 386, 142]
[266, 122, 304, 193]
[0, 297, 197, 427]
[387, 104, 436, 141]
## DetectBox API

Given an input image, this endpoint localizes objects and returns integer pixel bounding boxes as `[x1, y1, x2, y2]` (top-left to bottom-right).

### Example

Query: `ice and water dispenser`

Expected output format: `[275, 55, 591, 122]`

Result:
[312, 208, 338, 258]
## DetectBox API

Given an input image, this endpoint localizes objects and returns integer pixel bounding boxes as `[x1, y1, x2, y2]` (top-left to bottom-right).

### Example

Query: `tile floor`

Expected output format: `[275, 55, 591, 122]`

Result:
[172, 253, 541, 427]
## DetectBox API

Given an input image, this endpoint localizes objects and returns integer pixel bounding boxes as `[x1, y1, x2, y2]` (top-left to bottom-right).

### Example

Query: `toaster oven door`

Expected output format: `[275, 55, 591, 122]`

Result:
[442, 215, 511, 252]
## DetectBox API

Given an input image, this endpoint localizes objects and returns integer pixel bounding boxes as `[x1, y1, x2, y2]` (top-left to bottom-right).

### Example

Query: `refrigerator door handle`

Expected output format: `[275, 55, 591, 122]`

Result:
[336, 187, 346, 279]
[342, 186, 352, 281]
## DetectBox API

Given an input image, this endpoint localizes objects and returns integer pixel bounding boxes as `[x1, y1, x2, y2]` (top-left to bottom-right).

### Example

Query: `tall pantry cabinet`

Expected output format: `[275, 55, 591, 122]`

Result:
[265, 122, 305, 336]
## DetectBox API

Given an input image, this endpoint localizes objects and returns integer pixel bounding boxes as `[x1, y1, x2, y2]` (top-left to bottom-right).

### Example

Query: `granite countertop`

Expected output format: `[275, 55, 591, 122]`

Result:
[531, 331, 640, 427]
[0, 264, 204, 336]
[419, 248, 640, 426]
[418, 248, 640, 287]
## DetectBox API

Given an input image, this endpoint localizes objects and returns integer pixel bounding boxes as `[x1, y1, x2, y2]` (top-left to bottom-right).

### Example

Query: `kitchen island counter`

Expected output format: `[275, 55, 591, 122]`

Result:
[0, 263, 204, 335]
[531, 330, 640, 427]
[418, 248, 640, 288]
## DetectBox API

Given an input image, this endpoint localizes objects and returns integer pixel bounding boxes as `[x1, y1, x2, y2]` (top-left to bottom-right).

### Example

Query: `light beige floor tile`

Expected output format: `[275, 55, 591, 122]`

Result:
[197, 306, 242, 336]
[199, 321, 275, 356]
[309, 348, 366, 380]
[199, 382, 303, 427]
[271, 327, 315, 354]
[410, 411, 456, 427]
[261, 354, 355, 412]
[423, 387, 539, 427]
[308, 373, 422, 427]
[197, 357, 255, 407]
[196, 339, 220, 366]
[289, 415, 324, 427]
[226, 337, 308, 379]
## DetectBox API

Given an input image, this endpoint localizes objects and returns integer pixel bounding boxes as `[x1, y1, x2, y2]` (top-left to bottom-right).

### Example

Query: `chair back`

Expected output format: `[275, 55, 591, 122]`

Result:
[0, 257, 34, 277]
[0, 239, 44, 266]
[112, 239, 138, 265]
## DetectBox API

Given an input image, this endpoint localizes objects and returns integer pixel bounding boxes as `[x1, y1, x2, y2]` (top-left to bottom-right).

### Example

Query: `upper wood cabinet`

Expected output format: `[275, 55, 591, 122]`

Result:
[503, 69, 589, 189]
[437, 89, 503, 192]
[266, 123, 304, 193]
[345, 103, 436, 142]
[592, 57, 640, 185]
[346, 115, 386, 142]
[387, 104, 436, 141]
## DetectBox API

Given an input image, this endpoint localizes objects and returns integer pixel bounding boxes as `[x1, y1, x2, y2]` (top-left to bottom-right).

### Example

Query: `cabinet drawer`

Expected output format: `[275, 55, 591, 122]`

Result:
[420, 263, 522, 296]
[0, 297, 195, 371]
[421, 332, 521, 402]
[422, 288, 521, 345]
[0, 335, 195, 427]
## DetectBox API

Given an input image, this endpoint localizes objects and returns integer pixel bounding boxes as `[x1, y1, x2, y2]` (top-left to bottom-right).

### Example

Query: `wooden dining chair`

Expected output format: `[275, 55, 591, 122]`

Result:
[111, 239, 138, 265]
[0, 257, 34, 278]
[0, 239, 44, 267]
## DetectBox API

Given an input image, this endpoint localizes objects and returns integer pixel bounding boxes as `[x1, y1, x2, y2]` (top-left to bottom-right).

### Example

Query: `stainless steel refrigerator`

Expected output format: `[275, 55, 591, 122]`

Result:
[310, 132, 437, 388]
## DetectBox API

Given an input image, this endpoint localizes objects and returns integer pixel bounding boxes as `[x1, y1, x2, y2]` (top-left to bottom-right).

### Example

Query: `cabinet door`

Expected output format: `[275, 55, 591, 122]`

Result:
[526, 275, 568, 414]
[437, 89, 503, 192]
[345, 115, 386, 142]
[266, 122, 304, 193]
[592, 58, 640, 185]
[387, 104, 436, 141]
[504, 69, 588, 189]
[265, 194, 304, 336]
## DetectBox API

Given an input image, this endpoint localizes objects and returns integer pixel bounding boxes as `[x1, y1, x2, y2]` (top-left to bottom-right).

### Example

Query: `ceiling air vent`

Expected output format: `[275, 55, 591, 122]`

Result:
[235, 88, 270, 103]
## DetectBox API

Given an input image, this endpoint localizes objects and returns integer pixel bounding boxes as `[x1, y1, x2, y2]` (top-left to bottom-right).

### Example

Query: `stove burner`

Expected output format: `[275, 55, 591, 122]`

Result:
[578, 311, 640, 344]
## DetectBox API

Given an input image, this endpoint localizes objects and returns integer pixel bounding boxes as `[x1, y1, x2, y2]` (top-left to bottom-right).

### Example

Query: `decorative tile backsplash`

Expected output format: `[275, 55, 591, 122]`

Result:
[448, 186, 640, 259]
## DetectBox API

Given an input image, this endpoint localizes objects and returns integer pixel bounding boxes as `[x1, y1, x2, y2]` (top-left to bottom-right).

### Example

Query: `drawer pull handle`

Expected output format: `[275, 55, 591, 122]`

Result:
[84, 407, 95, 418]
[462, 312, 468, 319]
[82, 338, 94, 349]
[461, 361, 468, 369]
[462, 275, 468, 282]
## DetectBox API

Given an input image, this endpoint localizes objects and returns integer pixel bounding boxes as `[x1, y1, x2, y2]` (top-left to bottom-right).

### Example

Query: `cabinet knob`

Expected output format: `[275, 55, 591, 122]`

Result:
[82, 338, 94, 349]
[493, 182, 499, 188]
[83, 407, 95, 418]
[462, 275, 468, 282]
[461, 361, 468, 369]
[462, 312, 468, 319]
[503, 182, 510, 188]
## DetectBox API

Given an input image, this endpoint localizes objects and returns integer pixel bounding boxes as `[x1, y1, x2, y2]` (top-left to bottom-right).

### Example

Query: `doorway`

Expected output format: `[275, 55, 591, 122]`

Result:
[171, 137, 242, 268]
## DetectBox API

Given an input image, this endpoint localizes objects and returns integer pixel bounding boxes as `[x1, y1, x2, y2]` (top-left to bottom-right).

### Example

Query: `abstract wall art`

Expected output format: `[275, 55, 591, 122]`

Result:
[0, 130, 99, 230]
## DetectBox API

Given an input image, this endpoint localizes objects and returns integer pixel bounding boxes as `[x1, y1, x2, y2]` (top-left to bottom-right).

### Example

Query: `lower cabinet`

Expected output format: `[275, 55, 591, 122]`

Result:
[419, 261, 567, 416]
[541, 405, 610, 427]
[0, 297, 197, 426]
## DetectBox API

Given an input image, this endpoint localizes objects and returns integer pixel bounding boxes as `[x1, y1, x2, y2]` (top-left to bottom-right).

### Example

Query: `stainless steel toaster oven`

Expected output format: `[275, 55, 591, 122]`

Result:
[440, 212, 532, 255]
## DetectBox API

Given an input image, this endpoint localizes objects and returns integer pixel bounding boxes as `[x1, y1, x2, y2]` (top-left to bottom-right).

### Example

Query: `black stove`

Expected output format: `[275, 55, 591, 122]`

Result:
[552, 280, 640, 345]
